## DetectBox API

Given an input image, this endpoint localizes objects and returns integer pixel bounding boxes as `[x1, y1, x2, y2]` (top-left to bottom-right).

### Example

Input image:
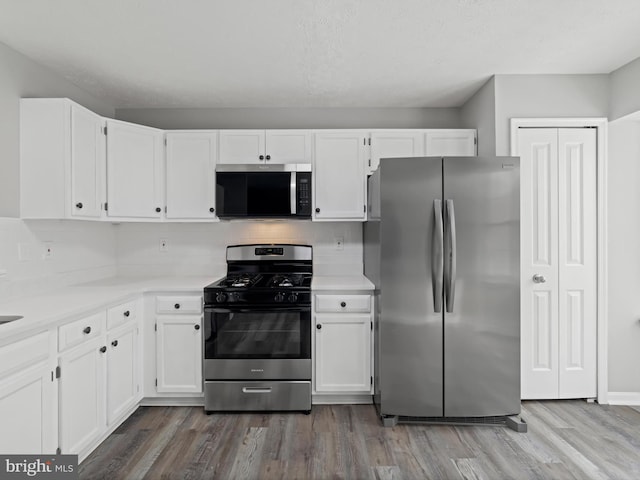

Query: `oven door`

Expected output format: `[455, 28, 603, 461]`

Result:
[203, 305, 311, 380]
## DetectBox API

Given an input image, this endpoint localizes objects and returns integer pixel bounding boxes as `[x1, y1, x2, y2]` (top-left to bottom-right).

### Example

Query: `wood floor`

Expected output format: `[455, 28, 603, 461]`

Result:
[80, 401, 640, 480]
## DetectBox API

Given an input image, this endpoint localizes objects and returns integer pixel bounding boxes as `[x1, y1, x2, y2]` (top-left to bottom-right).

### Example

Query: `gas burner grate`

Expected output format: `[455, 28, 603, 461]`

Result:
[267, 274, 306, 288]
[225, 274, 263, 288]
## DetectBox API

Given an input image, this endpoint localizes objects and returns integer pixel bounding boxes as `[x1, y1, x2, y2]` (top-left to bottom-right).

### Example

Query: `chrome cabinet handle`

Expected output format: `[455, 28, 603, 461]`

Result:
[533, 274, 546, 283]
[432, 199, 444, 313]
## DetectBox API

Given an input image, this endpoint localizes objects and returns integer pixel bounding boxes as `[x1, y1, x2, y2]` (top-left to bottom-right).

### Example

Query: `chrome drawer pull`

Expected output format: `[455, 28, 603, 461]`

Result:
[242, 387, 272, 394]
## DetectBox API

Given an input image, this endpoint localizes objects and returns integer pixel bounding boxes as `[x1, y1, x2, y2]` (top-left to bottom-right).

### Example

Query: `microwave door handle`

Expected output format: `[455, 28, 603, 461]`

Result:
[290, 172, 297, 215]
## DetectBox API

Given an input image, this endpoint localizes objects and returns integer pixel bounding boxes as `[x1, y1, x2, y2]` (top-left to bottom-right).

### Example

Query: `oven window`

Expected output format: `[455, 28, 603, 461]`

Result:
[205, 310, 311, 359]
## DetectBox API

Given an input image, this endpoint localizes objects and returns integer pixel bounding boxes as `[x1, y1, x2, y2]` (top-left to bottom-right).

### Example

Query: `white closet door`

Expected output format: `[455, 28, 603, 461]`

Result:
[518, 127, 597, 400]
[519, 128, 560, 399]
[557, 128, 597, 398]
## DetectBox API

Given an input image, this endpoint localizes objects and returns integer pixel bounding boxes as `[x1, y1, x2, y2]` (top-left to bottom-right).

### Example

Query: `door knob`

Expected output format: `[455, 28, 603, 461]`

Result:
[532, 274, 546, 283]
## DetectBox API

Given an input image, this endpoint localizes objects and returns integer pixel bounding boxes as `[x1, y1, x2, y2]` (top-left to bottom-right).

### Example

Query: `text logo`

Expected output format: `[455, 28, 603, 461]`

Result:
[0, 455, 78, 479]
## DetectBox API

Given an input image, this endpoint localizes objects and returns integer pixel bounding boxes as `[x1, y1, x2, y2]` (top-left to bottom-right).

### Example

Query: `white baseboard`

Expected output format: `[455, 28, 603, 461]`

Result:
[607, 392, 640, 405]
[140, 396, 204, 407]
[312, 393, 373, 405]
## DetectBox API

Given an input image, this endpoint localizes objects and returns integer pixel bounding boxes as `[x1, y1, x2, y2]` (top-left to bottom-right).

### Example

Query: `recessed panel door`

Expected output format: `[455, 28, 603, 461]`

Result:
[557, 129, 597, 399]
[518, 129, 560, 399]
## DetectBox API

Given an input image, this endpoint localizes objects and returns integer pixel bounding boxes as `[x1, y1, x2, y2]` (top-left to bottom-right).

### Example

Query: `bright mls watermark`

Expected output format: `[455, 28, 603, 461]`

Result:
[0, 455, 78, 480]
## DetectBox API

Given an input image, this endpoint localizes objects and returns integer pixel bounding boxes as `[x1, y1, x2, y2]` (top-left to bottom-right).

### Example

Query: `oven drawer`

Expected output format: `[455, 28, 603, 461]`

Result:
[156, 295, 202, 314]
[204, 380, 311, 412]
[315, 294, 371, 313]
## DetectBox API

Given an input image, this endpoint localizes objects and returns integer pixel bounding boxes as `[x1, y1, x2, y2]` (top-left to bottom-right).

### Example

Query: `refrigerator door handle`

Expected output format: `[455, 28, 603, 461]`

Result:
[432, 199, 444, 312]
[445, 199, 457, 312]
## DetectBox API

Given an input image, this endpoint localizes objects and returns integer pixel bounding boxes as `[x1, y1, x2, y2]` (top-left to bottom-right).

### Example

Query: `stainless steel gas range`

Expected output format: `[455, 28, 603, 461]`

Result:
[203, 244, 312, 413]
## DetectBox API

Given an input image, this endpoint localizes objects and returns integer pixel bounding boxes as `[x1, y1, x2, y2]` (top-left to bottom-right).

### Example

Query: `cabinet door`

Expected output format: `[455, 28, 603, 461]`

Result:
[166, 132, 217, 219]
[315, 314, 371, 393]
[106, 325, 138, 425]
[59, 339, 106, 454]
[0, 363, 56, 454]
[425, 129, 476, 156]
[369, 131, 425, 174]
[156, 317, 202, 393]
[70, 103, 105, 218]
[265, 130, 312, 164]
[106, 120, 164, 218]
[313, 132, 367, 221]
[219, 130, 265, 164]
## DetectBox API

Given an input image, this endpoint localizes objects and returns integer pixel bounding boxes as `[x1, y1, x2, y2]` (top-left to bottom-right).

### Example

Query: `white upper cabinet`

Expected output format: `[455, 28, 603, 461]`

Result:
[219, 130, 311, 164]
[71, 104, 106, 218]
[368, 130, 425, 174]
[165, 131, 218, 220]
[20, 98, 105, 219]
[424, 129, 476, 156]
[265, 130, 312, 164]
[313, 131, 367, 221]
[106, 119, 164, 219]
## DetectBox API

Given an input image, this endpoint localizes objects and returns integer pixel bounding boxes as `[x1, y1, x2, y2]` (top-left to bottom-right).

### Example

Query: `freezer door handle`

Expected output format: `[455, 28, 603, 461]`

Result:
[445, 199, 457, 313]
[432, 199, 444, 312]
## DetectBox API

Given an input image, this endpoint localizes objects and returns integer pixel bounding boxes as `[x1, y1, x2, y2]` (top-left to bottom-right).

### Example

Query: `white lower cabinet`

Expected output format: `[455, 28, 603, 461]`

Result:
[0, 362, 57, 454]
[155, 295, 203, 393]
[59, 337, 106, 455]
[156, 317, 202, 393]
[313, 294, 373, 394]
[58, 302, 141, 458]
[107, 324, 139, 424]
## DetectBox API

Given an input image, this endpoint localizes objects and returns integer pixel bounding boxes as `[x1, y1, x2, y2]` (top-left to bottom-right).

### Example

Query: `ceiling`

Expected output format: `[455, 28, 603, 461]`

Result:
[1, 0, 640, 109]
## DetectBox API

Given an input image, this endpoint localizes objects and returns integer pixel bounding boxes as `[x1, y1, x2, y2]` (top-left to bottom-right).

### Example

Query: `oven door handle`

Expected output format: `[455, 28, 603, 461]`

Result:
[205, 306, 311, 314]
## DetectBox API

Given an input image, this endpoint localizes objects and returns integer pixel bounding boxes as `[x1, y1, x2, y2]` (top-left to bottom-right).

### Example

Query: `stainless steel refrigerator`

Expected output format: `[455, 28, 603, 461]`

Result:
[364, 156, 523, 428]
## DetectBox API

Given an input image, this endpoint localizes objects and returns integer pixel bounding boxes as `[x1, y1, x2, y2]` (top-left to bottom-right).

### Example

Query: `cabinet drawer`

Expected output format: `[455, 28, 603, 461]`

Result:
[58, 311, 104, 352]
[107, 300, 137, 330]
[156, 296, 202, 314]
[315, 295, 371, 313]
[0, 331, 50, 379]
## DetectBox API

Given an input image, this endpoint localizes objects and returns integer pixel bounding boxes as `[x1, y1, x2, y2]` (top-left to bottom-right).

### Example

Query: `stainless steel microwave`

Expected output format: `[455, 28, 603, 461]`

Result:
[215, 164, 312, 219]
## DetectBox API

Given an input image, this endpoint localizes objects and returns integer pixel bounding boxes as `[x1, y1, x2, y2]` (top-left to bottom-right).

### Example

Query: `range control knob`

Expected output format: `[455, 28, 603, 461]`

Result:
[288, 293, 298, 303]
[274, 292, 286, 303]
[216, 292, 227, 303]
[227, 292, 239, 303]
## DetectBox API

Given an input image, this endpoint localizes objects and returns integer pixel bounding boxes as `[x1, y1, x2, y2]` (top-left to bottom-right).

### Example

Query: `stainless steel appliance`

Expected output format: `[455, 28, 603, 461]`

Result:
[364, 156, 525, 431]
[215, 164, 312, 219]
[203, 244, 312, 413]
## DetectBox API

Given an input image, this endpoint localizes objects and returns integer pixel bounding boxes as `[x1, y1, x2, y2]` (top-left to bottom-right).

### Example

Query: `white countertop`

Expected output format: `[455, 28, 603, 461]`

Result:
[0, 273, 373, 342]
[0, 275, 219, 342]
[312, 275, 374, 291]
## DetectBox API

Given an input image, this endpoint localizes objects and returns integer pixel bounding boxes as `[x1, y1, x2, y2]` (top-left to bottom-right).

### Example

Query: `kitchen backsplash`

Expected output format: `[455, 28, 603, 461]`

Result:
[0, 218, 118, 301]
[0, 219, 363, 302]
[115, 221, 363, 278]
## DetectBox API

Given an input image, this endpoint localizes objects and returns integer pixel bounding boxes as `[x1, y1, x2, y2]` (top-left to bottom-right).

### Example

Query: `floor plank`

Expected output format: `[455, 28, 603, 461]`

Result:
[79, 401, 640, 479]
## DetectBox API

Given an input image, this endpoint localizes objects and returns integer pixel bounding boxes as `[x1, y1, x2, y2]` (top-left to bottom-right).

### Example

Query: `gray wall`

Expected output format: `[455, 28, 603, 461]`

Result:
[0, 42, 114, 217]
[607, 118, 640, 393]
[494, 74, 609, 155]
[609, 57, 640, 121]
[460, 77, 496, 156]
[115, 107, 461, 130]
